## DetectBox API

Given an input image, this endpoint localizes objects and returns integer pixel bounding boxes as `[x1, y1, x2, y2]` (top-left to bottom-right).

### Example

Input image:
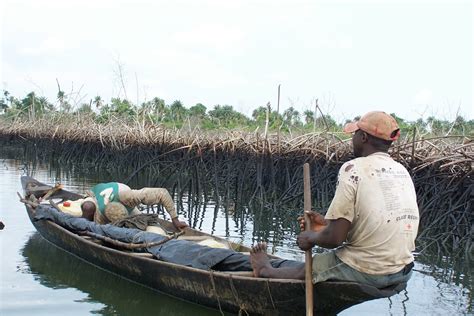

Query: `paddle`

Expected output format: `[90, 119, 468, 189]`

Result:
[303, 163, 314, 315]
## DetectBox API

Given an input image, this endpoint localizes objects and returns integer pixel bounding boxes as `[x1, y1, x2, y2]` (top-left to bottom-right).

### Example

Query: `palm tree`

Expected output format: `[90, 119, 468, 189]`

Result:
[37, 96, 53, 112]
[57, 90, 65, 111]
[189, 103, 207, 118]
[151, 97, 166, 119]
[0, 100, 7, 114]
[93, 96, 103, 109]
[169, 100, 187, 122]
[303, 110, 314, 125]
[252, 106, 267, 123]
[283, 106, 300, 126]
[1, 90, 9, 113]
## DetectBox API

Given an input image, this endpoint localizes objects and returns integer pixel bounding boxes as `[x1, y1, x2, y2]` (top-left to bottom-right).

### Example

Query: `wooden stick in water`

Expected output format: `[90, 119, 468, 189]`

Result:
[303, 163, 314, 316]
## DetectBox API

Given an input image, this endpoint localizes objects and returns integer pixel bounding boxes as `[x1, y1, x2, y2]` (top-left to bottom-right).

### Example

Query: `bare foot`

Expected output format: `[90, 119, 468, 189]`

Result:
[250, 242, 272, 277]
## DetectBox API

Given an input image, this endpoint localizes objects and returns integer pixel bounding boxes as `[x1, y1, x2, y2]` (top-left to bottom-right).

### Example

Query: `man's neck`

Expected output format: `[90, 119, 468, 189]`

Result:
[361, 148, 388, 157]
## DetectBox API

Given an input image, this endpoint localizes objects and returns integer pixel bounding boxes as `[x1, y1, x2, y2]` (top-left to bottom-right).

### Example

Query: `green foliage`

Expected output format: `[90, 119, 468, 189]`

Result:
[0, 90, 54, 119]
[110, 98, 136, 116]
[93, 96, 103, 109]
[303, 110, 314, 125]
[251, 106, 282, 130]
[209, 104, 249, 127]
[301, 110, 338, 131]
[189, 103, 207, 118]
[1, 91, 472, 137]
[0, 91, 9, 113]
[56, 89, 72, 112]
[77, 103, 93, 113]
[0, 100, 7, 113]
[200, 117, 218, 130]
[95, 105, 111, 123]
[252, 106, 267, 123]
[151, 97, 166, 119]
[282, 106, 301, 127]
[169, 100, 187, 122]
[390, 113, 412, 135]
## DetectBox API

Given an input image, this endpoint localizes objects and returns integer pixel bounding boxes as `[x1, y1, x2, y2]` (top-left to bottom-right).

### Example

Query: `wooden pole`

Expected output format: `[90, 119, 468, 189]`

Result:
[303, 163, 314, 315]
[277, 84, 281, 152]
[313, 98, 318, 133]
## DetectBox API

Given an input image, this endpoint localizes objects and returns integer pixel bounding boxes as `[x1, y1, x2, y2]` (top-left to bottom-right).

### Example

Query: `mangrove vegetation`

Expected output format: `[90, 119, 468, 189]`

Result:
[0, 90, 472, 263]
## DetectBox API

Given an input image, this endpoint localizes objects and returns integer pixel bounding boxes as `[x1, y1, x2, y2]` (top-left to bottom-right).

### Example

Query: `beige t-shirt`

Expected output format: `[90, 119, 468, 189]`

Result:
[326, 152, 419, 275]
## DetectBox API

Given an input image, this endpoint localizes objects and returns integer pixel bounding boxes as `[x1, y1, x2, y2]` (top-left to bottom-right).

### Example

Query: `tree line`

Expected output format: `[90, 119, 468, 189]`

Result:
[1, 90, 472, 136]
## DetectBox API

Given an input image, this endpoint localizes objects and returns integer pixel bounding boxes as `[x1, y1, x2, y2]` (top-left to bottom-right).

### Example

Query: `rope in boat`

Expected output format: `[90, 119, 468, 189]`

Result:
[265, 279, 276, 310]
[209, 270, 225, 316]
[228, 274, 249, 316]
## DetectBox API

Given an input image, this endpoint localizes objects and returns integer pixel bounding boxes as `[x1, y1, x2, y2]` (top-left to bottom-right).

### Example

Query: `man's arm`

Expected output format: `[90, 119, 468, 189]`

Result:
[297, 160, 357, 250]
[297, 218, 351, 250]
[171, 216, 188, 230]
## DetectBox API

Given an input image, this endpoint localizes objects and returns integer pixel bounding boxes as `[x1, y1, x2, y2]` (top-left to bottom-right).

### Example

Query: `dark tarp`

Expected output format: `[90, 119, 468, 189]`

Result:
[34, 205, 302, 271]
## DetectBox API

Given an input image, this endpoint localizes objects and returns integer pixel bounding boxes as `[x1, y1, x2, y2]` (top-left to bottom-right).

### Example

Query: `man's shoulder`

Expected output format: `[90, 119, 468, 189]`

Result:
[348, 153, 404, 168]
[339, 155, 409, 178]
[339, 157, 368, 173]
[340, 158, 358, 171]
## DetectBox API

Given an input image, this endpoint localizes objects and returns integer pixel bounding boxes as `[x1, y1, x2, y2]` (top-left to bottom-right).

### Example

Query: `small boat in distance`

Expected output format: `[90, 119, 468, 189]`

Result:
[20, 176, 406, 315]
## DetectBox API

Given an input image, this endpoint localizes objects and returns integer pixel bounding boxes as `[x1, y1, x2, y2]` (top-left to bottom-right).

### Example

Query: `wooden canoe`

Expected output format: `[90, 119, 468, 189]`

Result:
[20, 176, 406, 315]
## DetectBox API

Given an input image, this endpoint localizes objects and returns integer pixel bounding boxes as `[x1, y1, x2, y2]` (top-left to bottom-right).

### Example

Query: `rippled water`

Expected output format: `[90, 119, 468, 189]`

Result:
[0, 157, 471, 315]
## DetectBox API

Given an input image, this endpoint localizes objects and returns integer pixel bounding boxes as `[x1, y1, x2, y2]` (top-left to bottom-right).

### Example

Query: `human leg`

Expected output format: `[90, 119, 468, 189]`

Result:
[250, 242, 305, 279]
[311, 251, 413, 288]
[119, 188, 177, 218]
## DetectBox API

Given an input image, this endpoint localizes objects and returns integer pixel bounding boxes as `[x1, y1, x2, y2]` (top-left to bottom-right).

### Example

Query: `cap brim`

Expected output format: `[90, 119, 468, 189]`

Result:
[343, 122, 359, 134]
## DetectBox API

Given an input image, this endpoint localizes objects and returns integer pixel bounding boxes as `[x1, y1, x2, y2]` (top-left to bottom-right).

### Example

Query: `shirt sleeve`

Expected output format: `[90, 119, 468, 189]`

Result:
[325, 161, 358, 223]
[117, 183, 131, 193]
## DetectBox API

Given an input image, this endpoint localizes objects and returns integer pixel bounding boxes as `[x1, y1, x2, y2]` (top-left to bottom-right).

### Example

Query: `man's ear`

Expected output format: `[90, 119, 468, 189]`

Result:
[361, 131, 369, 143]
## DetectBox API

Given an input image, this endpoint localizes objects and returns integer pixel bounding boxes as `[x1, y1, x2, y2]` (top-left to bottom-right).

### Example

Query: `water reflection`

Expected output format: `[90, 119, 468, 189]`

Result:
[415, 249, 472, 312]
[21, 233, 224, 316]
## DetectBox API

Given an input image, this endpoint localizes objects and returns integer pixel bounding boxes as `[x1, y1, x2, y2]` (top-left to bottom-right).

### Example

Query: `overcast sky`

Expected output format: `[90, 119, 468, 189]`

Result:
[1, 0, 472, 122]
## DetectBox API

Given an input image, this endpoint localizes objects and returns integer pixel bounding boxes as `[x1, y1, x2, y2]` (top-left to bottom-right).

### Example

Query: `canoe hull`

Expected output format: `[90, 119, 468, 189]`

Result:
[22, 176, 403, 315]
[28, 215, 311, 315]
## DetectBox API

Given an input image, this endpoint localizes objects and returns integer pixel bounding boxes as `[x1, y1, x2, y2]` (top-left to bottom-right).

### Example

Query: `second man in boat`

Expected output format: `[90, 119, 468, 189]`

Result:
[80, 182, 188, 230]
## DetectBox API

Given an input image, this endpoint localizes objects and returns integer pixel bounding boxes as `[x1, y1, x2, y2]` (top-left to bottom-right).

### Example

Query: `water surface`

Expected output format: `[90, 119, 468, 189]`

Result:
[0, 157, 471, 315]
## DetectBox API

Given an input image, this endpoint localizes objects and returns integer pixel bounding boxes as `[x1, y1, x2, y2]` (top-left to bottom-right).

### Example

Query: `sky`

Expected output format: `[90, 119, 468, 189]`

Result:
[1, 0, 472, 123]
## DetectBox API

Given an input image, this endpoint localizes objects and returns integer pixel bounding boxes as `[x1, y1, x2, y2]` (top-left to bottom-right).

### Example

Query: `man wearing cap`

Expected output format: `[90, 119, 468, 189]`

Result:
[250, 111, 419, 289]
[81, 182, 188, 230]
